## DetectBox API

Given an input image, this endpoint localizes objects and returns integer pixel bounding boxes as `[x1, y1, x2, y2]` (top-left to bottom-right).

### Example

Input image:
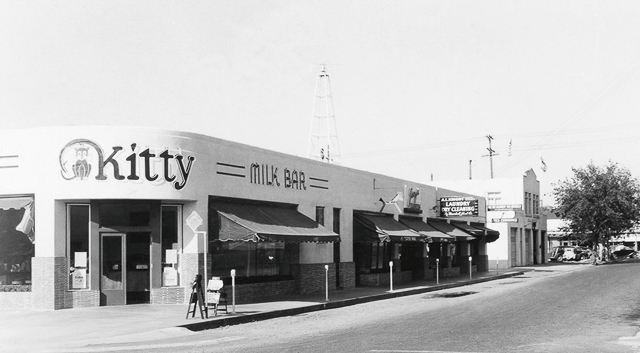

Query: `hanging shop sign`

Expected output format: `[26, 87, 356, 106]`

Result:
[487, 204, 522, 211]
[492, 218, 518, 223]
[439, 196, 479, 217]
[59, 139, 195, 190]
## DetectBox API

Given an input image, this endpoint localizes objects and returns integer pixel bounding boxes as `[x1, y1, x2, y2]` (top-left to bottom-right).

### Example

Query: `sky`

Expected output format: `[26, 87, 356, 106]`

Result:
[1, 1, 640, 206]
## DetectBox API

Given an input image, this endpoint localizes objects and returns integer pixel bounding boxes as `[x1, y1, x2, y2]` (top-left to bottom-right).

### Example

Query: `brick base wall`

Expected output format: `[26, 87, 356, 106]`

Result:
[231, 280, 296, 304]
[181, 253, 202, 303]
[338, 262, 355, 290]
[358, 271, 413, 287]
[291, 263, 336, 294]
[477, 255, 489, 272]
[0, 291, 33, 309]
[152, 287, 186, 304]
[64, 290, 100, 308]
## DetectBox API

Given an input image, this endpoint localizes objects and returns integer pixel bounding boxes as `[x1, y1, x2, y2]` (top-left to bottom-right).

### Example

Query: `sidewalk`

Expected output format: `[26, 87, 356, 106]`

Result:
[0, 262, 589, 353]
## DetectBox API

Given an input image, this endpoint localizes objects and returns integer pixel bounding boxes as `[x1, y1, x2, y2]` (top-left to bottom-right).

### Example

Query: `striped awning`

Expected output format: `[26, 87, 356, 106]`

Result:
[354, 212, 423, 243]
[211, 201, 339, 243]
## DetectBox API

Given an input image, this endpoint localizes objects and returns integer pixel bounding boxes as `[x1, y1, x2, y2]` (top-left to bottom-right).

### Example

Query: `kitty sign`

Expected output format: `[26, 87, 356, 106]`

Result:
[59, 138, 195, 190]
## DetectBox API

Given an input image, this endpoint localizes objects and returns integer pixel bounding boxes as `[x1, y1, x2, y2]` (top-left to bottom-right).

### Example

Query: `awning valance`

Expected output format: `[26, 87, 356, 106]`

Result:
[354, 212, 423, 243]
[211, 201, 339, 243]
[471, 223, 500, 243]
[399, 217, 453, 242]
[451, 221, 484, 237]
[0, 197, 35, 243]
[427, 219, 475, 241]
[0, 197, 32, 210]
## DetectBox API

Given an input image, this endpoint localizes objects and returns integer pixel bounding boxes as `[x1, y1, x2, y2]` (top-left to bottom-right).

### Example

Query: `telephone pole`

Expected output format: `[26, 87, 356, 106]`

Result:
[482, 135, 498, 178]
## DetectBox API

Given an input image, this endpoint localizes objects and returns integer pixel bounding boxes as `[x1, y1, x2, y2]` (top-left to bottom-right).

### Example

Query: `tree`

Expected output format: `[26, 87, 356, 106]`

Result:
[553, 161, 640, 253]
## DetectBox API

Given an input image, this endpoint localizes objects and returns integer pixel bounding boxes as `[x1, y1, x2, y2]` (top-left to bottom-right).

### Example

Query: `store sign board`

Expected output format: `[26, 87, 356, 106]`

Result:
[487, 204, 522, 211]
[59, 139, 195, 190]
[249, 163, 307, 190]
[440, 196, 478, 217]
[492, 218, 518, 223]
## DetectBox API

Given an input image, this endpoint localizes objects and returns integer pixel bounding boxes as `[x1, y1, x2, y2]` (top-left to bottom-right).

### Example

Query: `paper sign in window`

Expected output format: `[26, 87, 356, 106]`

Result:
[72, 269, 87, 289]
[166, 249, 178, 264]
[74, 252, 87, 268]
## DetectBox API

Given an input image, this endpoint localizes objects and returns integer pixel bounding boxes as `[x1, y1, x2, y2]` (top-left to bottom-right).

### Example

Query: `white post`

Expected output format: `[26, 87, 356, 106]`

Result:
[196, 231, 208, 293]
[436, 258, 440, 285]
[389, 261, 394, 292]
[230, 269, 236, 314]
[324, 265, 329, 301]
[468, 256, 472, 280]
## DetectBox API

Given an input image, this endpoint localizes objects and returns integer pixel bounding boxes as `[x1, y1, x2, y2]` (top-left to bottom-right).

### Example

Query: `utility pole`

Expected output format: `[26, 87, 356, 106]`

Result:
[482, 135, 498, 178]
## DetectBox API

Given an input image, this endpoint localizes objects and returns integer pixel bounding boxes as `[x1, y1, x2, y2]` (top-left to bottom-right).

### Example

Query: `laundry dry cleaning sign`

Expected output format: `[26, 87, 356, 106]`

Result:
[439, 196, 478, 217]
[59, 139, 195, 190]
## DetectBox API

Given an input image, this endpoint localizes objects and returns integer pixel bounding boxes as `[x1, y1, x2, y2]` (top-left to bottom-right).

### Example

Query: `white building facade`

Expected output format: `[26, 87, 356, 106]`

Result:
[0, 126, 497, 309]
[430, 169, 548, 269]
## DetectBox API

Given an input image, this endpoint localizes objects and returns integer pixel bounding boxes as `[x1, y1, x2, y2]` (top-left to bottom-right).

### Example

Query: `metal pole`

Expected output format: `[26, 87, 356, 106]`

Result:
[324, 265, 329, 301]
[389, 261, 394, 292]
[231, 269, 236, 314]
[436, 258, 440, 285]
[468, 256, 472, 280]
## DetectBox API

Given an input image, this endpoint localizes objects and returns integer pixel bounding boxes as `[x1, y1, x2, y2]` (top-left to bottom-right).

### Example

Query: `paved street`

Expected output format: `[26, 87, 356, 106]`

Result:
[67, 261, 640, 353]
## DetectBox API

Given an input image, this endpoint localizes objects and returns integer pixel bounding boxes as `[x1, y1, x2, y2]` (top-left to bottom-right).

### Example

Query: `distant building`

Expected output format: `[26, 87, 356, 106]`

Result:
[430, 169, 548, 269]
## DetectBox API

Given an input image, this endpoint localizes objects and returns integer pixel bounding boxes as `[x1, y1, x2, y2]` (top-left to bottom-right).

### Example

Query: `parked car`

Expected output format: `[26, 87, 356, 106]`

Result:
[574, 246, 592, 260]
[611, 245, 636, 259]
[550, 246, 588, 262]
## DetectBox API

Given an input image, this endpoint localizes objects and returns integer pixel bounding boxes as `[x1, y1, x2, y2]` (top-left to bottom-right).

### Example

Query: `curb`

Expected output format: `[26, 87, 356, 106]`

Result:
[180, 271, 525, 332]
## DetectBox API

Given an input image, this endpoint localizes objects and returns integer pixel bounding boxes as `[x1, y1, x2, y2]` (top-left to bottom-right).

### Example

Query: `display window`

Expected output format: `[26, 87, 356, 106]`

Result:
[161, 205, 182, 287]
[68, 204, 90, 290]
[209, 241, 295, 282]
[0, 197, 34, 289]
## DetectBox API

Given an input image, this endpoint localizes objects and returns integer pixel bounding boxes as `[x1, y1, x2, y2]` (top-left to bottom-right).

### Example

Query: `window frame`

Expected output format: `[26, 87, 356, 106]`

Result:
[67, 203, 91, 291]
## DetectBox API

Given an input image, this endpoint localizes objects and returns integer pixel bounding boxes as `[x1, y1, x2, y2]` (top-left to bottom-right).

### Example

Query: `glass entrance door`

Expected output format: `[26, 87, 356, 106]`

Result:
[101, 234, 125, 306]
[126, 232, 151, 304]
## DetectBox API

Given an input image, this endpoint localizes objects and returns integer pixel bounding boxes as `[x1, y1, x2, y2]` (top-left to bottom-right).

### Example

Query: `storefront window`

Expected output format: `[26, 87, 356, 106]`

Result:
[68, 204, 90, 290]
[210, 242, 289, 281]
[161, 205, 181, 287]
[0, 197, 35, 288]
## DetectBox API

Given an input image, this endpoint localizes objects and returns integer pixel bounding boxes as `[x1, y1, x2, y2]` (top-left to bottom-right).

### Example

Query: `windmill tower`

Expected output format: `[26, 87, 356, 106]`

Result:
[308, 65, 341, 164]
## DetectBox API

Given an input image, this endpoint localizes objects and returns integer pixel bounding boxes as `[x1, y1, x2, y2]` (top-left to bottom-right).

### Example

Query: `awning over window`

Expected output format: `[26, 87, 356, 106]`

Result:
[354, 212, 423, 243]
[427, 219, 475, 241]
[451, 221, 484, 237]
[399, 217, 454, 242]
[0, 197, 32, 210]
[0, 196, 35, 243]
[211, 201, 339, 243]
[471, 223, 500, 243]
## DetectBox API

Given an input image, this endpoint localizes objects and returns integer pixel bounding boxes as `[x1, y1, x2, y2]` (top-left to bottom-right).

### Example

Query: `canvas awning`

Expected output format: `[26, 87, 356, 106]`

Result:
[0, 196, 35, 243]
[471, 223, 500, 243]
[399, 217, 454, 242]
[0, 197, 32, 210]
[451, 221, 484, 237]
[211, 201, 339, 243]
[427, 219, 475, 241]
[354, 212, 423, 243]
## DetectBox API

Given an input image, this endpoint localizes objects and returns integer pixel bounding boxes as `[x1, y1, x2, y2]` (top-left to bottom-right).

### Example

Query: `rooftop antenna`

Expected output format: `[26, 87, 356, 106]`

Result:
[308, 65, 341, 164]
